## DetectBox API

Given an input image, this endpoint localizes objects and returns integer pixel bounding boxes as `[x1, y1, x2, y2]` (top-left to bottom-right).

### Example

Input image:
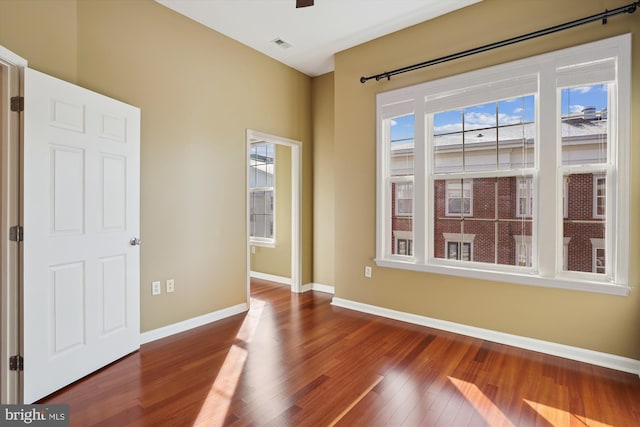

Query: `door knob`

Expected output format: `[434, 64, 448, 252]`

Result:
[130, 237, 142, 246]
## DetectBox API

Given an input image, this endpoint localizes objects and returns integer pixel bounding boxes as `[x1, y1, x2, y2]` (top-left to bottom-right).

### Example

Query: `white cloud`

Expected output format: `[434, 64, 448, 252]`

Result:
[572, 86, 592, 94]
[569, 104, 585, 114]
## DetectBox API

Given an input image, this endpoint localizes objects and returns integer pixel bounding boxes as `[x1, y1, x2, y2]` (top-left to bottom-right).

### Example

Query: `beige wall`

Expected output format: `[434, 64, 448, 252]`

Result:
[333, 0, 640, 359]
[0, 0, 313, 332]
[251, 144, 292, 278]
[311, 72, 335, 286]
[0, 0, 77, 83]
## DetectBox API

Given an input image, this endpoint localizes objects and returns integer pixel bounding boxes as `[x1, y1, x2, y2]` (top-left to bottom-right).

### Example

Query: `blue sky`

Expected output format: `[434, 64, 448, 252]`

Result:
[390, 84, 608, 141]
[560, 83, 608, 116]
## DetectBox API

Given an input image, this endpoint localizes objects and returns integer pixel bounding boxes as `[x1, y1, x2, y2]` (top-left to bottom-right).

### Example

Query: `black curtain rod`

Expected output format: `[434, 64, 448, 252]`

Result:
[360, 1, 639, 84]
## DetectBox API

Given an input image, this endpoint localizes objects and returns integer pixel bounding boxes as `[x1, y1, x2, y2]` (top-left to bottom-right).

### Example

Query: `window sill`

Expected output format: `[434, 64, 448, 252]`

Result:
[374, 258, 630, 297]
[250, 239, 276, 249]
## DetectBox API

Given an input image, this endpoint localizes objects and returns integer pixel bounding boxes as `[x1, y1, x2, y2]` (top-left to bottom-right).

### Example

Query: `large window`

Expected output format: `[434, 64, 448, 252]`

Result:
[376, 35, 631, 295]
[249, 143, 275, 245]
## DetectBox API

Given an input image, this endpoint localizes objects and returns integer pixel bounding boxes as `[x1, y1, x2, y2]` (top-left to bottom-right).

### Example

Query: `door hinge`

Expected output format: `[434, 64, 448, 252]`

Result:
[9, 355, 23, 371]
[10, 96, 24, 112]
[9, 225, 23, 242]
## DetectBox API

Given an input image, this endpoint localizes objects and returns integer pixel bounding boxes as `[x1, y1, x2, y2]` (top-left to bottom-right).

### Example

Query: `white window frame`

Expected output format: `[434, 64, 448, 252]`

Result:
[375, 35, 631, 296]
[249, 142, 276, 247]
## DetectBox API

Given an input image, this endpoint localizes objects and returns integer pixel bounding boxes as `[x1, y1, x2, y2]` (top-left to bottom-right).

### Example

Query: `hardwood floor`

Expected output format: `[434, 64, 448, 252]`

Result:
[41, 279, 640, 426]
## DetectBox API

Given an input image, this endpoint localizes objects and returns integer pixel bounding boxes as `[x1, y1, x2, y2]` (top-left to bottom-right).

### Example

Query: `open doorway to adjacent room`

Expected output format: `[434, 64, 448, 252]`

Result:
[246, 130, 301, 301]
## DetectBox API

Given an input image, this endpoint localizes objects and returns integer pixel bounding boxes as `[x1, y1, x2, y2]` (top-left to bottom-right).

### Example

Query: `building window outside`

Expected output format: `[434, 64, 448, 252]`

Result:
[445, 180, 472, 216]
[594, 175, 606, 218]
[249, 143, 275, 245]
[377, 35, 630, 294]
[447, 241, 471, 261]
[516, 178, 533, 218]
[591, 238, 605, 274]
[393, 231, 413, 257]
[514, 235, 532, 267]
[395, 181, 413, 216]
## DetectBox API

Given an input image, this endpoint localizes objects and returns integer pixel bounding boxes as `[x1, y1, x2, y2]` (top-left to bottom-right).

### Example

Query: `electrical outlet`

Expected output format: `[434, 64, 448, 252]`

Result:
[167, 279, 175, 293]
[251, 246, 256, 254]
[364, 266, 372, 278]
[151, 281, 161, 296]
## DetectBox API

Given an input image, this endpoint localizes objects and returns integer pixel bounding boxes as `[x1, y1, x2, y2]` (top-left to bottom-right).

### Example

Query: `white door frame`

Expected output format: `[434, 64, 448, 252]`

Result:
[0, 45, 27, 404]
[246, 129, 302, 300]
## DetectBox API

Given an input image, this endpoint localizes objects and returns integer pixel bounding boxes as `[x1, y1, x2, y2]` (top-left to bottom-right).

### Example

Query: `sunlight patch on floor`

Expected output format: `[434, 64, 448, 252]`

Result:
[523, 399, 608, 427]
[328, 375, 384, 427]
[192, 298, 266, 426]
[449, 377, 515, 427]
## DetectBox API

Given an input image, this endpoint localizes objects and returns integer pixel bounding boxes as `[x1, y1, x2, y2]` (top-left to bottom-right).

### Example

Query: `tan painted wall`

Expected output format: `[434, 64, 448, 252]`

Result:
[251, 144, 292, 278]
[0, 0, 77, 83]
[311, 72, 335, 286]
[333, 0, 640, 359]
[1, 0, 312, 332]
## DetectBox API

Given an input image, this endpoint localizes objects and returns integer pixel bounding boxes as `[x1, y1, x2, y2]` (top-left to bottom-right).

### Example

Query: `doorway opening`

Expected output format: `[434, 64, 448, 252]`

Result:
[246, 130, 301, 301]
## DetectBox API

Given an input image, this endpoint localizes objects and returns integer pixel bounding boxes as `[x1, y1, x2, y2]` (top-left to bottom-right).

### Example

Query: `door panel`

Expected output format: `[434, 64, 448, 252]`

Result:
[23, 68, 140, 403]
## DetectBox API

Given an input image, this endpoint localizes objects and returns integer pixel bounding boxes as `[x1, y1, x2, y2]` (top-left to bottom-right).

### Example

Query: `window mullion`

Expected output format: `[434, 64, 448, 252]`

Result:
[537, 64, 557, 278]
[413, 98, 426, 263]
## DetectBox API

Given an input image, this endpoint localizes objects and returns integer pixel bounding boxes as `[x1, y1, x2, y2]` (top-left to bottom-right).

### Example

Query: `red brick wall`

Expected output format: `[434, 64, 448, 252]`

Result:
[391, 174, 604, 271]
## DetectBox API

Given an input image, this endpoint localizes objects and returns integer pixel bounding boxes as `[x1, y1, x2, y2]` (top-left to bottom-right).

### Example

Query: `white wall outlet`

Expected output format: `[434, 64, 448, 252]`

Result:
[151, 281, 161, 296]
[364, 266, 372, 278]
[166, 279, 175, 293]
[251, 245, 256, 254]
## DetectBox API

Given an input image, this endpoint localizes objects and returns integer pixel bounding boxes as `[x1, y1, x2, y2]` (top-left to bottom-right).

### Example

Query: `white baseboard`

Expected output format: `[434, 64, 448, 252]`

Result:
[301, 282, 335, 294]
[140, 303, 248, 344]
[331, 297, 640, 376]
[250, 271, 292, 285]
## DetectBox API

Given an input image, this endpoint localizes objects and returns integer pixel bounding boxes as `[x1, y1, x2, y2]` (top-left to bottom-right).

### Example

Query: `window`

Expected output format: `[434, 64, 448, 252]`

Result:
[395, 182, 413, 216]
[376, 35, 630, 295]
[516, 178, 533, 218]
[447, 241, 471, 261]
[387, 113, 415, 257]
[249, 143, 275, 245]
[593, 175, 606, 218]
[514, 235, 532, 267]
[445, 180, 472, 216]
[591, 238, 606, 274]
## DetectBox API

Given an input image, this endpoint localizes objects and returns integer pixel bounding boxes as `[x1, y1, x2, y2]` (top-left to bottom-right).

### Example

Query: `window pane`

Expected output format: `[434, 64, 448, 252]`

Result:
[498, 96, 535, 170]
[435, 177, 534, 268]
[561, 84, 608, 166]
[390, 115, 414, 177]
[463, 102, 496, 172]
[250, 190, 274, 239]
[563, 173, 606, 273]
[389, 114, 414, 256]
[434, 110, 463, 173]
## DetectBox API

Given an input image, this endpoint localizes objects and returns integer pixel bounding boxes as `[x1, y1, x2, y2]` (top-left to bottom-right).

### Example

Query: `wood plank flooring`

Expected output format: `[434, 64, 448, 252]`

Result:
[40, 279, 640, 426]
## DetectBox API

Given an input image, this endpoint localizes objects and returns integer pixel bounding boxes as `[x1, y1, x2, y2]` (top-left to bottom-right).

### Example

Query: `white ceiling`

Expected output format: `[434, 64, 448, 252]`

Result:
[155, 0, 481, 77]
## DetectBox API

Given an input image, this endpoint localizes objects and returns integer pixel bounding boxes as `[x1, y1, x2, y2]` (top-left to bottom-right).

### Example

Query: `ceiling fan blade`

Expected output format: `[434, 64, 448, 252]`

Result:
[296, 0, 314, 8]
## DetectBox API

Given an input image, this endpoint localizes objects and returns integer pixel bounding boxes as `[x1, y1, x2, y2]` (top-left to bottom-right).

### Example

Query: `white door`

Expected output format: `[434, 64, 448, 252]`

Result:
[22, 68, 140, 403]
